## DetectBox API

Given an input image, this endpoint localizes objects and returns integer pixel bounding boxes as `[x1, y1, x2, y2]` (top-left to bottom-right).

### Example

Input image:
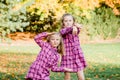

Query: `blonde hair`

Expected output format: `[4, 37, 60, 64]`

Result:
[47, 32, 65, 55]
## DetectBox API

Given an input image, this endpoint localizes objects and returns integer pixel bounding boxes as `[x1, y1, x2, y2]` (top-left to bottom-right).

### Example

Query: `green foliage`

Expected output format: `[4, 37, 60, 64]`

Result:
[25, 10, 59, 33]
[84, 6, 120, 40]
[0, 0, 33, 38]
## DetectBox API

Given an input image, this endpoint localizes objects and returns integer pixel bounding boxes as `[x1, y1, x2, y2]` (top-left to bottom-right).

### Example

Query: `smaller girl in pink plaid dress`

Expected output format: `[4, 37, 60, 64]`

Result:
[60, 13, 87, 80]
[25, 32, 72, 80]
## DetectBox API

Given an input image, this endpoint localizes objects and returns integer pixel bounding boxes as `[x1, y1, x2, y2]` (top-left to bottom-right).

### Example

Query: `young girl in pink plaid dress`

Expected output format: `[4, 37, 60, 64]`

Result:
[25, 32, 72, 80]
[60, 13, 87, 80]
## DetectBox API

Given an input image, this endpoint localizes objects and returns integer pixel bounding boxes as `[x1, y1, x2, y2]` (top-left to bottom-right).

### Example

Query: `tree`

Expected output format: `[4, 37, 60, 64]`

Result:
[25, 0, 65, 33]
[0, 0, 33, 39]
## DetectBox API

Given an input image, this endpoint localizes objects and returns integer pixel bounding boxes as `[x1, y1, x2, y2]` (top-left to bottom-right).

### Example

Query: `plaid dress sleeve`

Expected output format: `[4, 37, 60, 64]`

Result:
[51, 60, 64, 72]
[60, 27, 73, 35]
[34, 32, 47, 47]
[60, 27, 80, 36]
[48, 54, 64, 72]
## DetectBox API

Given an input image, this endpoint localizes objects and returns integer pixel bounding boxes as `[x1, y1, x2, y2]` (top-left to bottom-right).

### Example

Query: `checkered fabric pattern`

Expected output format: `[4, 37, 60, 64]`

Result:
[60, 27, 87, 72]
[26, 32, 64, 80]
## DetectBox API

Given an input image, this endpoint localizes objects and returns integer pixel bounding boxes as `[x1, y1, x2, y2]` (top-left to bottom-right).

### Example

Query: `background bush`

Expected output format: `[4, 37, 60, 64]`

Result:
[0, 0, 120, 41]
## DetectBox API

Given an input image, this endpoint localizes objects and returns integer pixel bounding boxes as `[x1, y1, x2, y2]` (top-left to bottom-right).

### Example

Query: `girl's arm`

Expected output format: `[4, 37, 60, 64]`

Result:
[50, 55, 72, 72]
[51, 61, 72, 72]
[34, 32, 54, 47]
[51, 61, 64, 72]
[60, 27, 73, 35]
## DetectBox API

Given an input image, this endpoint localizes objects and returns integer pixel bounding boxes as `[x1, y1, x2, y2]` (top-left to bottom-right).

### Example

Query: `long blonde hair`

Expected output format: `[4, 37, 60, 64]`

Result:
[47, 32, 65, 55]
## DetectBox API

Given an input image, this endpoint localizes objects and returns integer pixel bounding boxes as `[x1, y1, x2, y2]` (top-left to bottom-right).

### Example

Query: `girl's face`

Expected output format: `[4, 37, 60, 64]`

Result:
[63, 15, 74, 28]
[49, 34, 61, 48]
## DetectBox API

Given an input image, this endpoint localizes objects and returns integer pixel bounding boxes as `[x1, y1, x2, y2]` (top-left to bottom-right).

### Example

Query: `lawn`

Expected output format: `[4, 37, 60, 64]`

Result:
[0, 42, 120, 80]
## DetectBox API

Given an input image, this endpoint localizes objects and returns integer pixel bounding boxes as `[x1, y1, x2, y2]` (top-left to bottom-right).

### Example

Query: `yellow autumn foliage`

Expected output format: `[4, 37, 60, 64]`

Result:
[27, 0, 65, 19]
[27, 0, 119, 21]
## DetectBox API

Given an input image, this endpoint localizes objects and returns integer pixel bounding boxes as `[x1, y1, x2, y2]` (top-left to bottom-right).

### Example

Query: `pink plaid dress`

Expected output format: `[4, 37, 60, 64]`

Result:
[60, 27, 87, 72]
[26, 32, 64, 80]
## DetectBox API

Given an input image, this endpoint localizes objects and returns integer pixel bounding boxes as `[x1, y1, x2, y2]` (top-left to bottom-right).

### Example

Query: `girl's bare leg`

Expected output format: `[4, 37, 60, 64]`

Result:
[64, 72, 71, 80]
[76, 70, 85, 80]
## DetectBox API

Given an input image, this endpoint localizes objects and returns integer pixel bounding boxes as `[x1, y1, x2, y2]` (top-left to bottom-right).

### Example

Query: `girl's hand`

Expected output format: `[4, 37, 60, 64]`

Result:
[72, 26, 78, 35]
[74, 23, 83, 29]
[64, 68, 73, 72]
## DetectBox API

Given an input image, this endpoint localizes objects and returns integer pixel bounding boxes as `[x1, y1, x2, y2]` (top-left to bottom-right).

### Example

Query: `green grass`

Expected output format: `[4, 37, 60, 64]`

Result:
[0, 42, 120, 80]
